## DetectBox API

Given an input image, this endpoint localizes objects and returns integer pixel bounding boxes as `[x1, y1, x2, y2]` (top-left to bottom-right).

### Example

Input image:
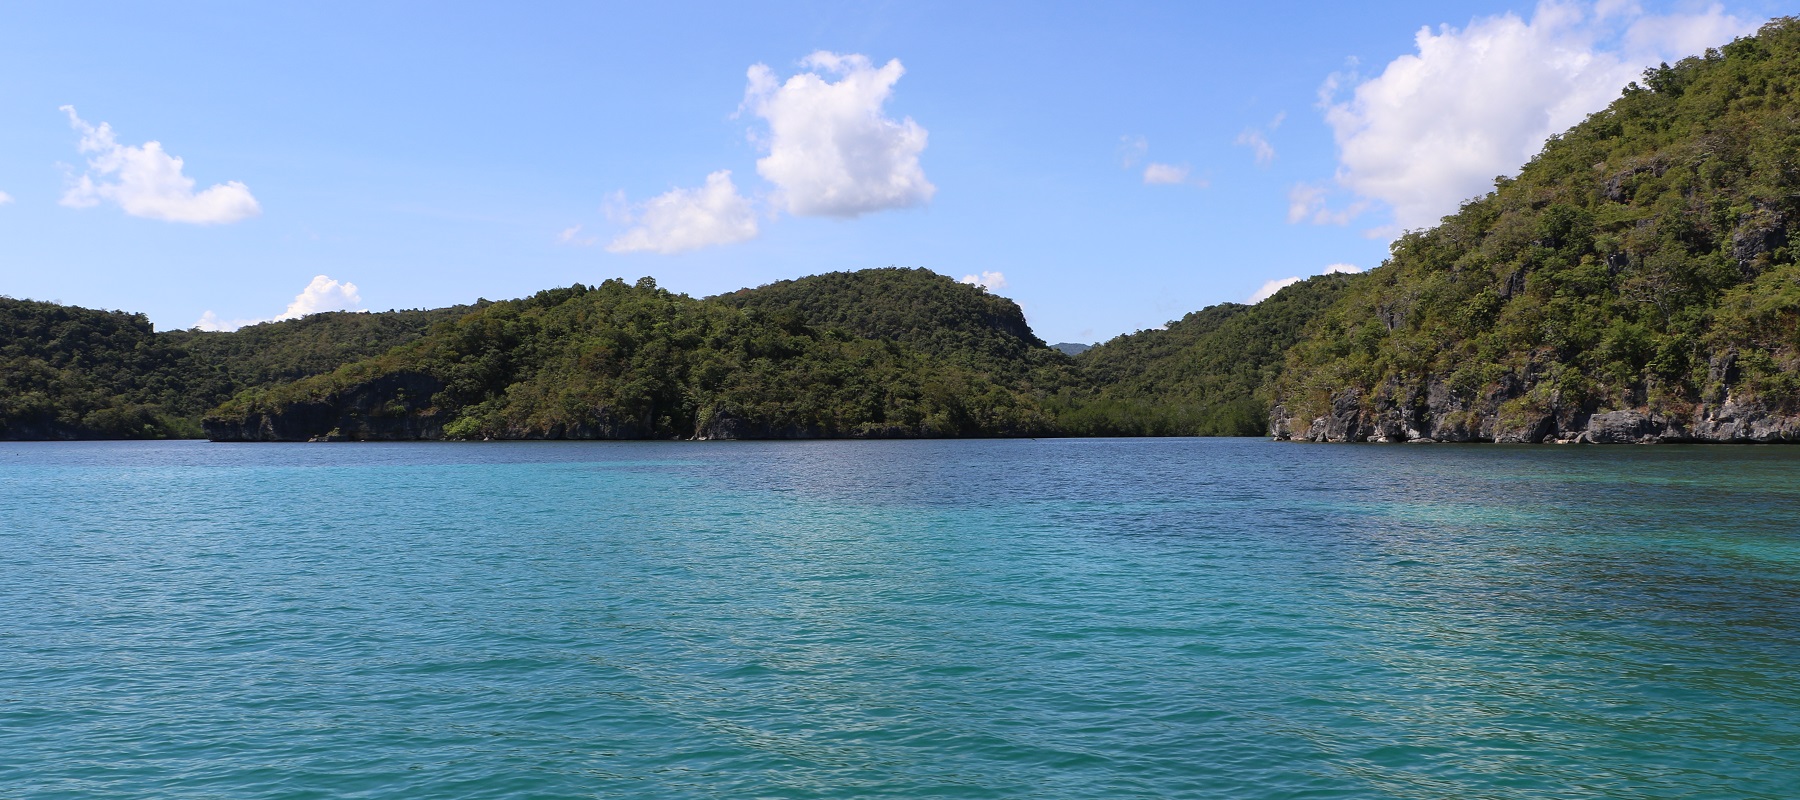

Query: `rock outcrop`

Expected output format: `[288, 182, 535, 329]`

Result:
[203, 372, 448, 442]
[1269, 378, 1800, 444]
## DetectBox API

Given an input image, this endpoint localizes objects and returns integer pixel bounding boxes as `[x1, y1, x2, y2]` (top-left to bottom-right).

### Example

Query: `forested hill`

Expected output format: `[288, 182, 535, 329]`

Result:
[1054, 273, 1363, 437]
[1271, 17, 1800, 443]
[10, 265, 1343, 442]
[714, 268, 1046, 367]
[204, 274, 1072, 441]
[0, 298, 469, 439]
[2, 298, 221, 438]
[165, 306, 478, 388]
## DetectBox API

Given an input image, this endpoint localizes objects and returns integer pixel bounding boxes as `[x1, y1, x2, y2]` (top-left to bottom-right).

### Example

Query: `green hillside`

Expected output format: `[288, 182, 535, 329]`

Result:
[714, 267, 1048, 367]
[1057, 273, 1362, 436]
[1, 298, 221, 438]
[204, 274, 1067, 441]
[1271, 18, 1800, 442]
[0, 298, 467, 439]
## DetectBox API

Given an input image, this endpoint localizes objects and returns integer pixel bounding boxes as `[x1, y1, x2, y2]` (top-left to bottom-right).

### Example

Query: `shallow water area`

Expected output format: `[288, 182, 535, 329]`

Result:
[3, 438, 1798, 798]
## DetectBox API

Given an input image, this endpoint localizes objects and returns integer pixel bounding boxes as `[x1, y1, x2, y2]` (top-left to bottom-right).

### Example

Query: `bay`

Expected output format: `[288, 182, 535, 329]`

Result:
[2, 439, 1797, 798]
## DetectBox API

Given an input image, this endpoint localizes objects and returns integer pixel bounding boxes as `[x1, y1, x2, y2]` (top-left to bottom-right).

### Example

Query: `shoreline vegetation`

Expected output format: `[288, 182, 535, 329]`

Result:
[7, 19, 1800, 445]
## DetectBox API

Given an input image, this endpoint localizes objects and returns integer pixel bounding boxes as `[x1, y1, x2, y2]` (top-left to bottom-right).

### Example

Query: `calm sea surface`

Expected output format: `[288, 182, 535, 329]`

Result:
[2, 439, 1798, 799]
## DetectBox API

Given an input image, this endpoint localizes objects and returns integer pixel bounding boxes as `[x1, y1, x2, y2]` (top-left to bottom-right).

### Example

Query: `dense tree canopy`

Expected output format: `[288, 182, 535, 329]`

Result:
[1054, 273, 1361, 436]
[0, 298, 468, 439]
[206, 275, 1070, 440]
[1274, 18, 1800, 434]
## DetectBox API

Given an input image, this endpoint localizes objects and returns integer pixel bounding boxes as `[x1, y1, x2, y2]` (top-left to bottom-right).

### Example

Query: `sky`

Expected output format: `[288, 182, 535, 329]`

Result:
[0, 1, 1786, 344]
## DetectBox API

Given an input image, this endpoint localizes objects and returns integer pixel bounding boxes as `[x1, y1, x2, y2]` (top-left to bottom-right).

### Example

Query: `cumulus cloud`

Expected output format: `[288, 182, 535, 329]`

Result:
[1317, 1, 1753, 232]
[1249, 277, 1303, 304]
[1249, 263, 1363, 304]
[281, 275, 362, 318]
[743, 52, 934, 217]
[193, 275, 362, 332]
[607, 170, 758, 254]
[59, 106, 261, 225]
[1234, 111, 1285, 166]
[960, 270, 1008, 290]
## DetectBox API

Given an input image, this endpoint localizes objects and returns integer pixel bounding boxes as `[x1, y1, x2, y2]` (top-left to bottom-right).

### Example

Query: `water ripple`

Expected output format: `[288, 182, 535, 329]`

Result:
[3, 439, 1798, 798]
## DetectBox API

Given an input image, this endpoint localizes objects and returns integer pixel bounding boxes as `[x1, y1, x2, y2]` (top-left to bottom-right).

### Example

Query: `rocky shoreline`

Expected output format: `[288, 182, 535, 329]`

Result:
[1269, 385, 1800, 444]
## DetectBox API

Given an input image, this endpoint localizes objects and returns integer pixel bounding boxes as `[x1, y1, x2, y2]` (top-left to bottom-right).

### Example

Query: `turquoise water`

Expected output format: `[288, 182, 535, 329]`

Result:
[3, 439, 1798, 799]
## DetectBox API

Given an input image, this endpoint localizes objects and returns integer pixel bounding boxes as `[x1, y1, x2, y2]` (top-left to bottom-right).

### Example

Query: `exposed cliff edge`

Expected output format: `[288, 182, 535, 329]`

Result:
[1269, 375, 1800, 444]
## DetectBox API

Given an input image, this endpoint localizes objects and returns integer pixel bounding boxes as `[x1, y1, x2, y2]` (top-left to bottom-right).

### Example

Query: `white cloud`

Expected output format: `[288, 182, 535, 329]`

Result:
[1249, 277, 1302, 304]
[1142, 163, 1186, 184]
[1249, 263, 1364, 304]
[607, 170, 758, 255]
[743, 52, 934, 217]
[59, 106, 260, 225]
[1318, 1, 1754, 232]
[960, 270, 1008, 290]
[281, 275, 361, 318]
[0, 191, 12, 205]
[191, 311, 261, 332]
[193, 275, 362, 331]
[557, 224, 598, 246]
[1143, 162, 1209, 187]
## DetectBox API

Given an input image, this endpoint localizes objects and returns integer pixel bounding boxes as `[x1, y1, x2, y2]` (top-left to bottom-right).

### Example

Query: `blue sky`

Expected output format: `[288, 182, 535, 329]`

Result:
[0, 1, 1785, 343]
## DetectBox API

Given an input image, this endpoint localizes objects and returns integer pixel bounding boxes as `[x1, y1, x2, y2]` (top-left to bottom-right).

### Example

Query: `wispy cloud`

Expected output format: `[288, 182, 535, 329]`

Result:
[1234, 111, 1285, 166]
[1119, 135, 1149, 169]
[1142, 162, 1207, 188]
[557, 225, 599, 246]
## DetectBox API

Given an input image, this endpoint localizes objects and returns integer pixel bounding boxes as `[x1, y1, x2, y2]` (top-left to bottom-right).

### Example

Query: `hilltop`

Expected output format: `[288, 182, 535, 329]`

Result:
[203, 272, 1074, 441]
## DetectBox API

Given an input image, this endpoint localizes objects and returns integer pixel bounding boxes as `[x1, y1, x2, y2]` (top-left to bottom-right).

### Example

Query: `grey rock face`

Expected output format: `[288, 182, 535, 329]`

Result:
[1269, 374, 1800, 446]
[204, 372, 448, 442]
[1582, 410, 1665, 443]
